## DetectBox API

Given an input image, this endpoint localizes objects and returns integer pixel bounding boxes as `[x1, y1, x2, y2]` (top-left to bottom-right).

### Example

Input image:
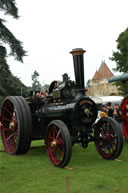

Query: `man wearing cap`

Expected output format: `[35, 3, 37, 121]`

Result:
[99, 104, 108, 118]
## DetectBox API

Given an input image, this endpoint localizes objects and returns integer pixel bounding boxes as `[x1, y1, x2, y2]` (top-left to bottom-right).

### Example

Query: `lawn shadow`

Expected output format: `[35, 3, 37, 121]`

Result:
[28, 144, 47, 156]
[70, 143, 114, 168]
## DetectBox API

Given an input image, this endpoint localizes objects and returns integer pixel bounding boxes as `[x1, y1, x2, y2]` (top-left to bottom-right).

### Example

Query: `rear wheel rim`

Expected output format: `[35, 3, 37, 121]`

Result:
[46, 124, 65, 166]
[1, 100, 18, 153]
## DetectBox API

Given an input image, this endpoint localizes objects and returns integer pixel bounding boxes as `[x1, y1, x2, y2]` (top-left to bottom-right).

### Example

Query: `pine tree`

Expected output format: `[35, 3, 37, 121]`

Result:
[0, 0, 19, 19]
[0, 45, 27, 97]
[0, 1, 27, 107]
[0, 0, 26, 62]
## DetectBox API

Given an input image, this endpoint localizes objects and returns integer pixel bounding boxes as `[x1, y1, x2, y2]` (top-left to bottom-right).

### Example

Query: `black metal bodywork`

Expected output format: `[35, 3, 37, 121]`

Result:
[28, 49, 97, 147]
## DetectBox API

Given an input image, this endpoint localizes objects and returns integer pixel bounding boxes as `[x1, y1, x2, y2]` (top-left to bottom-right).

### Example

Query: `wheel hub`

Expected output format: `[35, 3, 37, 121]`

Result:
[51, 140, 56, 148]
[104, 134, 112, 143]
[9, 122, 15, 131]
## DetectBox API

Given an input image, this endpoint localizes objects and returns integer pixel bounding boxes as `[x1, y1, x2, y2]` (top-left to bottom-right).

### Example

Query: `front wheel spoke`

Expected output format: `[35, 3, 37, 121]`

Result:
[109, 130, 115, 138]
[57, 138, 64, 146]
[111, 139, 117, 145]
[106, 144, 112, 154]
[51, 145, 56, 152]
[111, 136, 117, 139]
[101, 142, 106, 149]
[49, 136, 53, 140]
[52, 128, 55, 139]
[56, 129, 61, 139]
[57, 147, 64, 160]
[53, 125, 58, 135]
[111, 141, 117, 145]
[100, 131, 105, 136]
[51, 147, 57, 157]
[107, 131, 111, 138]
[111, 144, 116, 152]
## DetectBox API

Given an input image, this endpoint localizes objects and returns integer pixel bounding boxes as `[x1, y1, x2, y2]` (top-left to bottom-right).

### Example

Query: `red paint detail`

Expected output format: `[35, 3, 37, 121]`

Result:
[121, 96, 128, 139]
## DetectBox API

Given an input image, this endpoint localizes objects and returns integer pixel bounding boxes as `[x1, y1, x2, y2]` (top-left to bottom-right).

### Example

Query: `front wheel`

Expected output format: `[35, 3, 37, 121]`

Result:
[94, 117, 123, 160]
[46, 120, 72, 168]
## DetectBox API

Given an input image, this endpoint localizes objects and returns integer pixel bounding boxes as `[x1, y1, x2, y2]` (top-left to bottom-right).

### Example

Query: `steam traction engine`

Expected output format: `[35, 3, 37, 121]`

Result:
[0, 49, 123, 167]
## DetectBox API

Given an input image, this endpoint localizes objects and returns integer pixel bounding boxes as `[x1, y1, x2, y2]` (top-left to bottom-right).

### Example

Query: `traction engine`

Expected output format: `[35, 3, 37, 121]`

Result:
[0, 48, 123, 167]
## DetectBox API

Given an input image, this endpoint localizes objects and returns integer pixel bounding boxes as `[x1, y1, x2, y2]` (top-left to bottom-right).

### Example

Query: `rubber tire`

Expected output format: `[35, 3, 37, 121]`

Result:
[46, 120, 72, 168]
[0, 96, 32, 154]
[94, 117, 123, 160]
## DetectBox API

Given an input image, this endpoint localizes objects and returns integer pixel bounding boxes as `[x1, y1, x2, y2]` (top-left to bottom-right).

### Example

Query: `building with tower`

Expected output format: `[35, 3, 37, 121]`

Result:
[87, 61, 118, 96]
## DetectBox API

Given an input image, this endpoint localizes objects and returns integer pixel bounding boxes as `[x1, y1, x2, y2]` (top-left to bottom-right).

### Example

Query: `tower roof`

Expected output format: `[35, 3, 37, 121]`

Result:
[92, 70, 100, 80]
[92, 62, 114, 80]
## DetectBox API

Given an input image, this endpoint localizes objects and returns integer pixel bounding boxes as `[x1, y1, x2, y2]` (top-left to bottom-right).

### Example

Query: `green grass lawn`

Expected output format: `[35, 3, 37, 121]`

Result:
[0, 138, 128, 193]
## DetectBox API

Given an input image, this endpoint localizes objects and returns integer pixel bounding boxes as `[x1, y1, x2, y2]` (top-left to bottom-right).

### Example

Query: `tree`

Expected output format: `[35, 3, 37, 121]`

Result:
[0, 45, 27, 107]
[31, 71, 41, 91]
[0, 1, 27, 108]
[0, 0, 26, 62]
[114, 81, 128, 97]
[42, 81, 49, 92]
[0, 0, 19, 18]
[111, 27, 128, 72]
[110, 28, 128, 96]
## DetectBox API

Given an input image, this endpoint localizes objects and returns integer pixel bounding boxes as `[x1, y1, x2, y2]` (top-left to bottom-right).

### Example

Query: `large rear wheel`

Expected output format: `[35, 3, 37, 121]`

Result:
[46, 120, 72, 168]
[94, 117, 123, 160]
[0, 96, 32, 154]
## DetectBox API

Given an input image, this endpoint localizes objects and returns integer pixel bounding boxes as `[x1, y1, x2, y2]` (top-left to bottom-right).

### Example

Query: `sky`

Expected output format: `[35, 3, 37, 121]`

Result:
[1, 0, 128, 87]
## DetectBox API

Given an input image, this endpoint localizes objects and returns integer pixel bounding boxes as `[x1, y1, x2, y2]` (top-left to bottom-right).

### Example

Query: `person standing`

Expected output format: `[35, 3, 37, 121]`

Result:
[106, 102, 114, 117]
[113, 104, 123, 135]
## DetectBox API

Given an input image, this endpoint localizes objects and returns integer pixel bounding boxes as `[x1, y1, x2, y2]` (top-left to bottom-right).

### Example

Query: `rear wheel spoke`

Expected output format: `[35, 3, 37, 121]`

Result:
[3, 127, 10, 132]
[6, 133, 14, 142]
[2, 116, 11, 122]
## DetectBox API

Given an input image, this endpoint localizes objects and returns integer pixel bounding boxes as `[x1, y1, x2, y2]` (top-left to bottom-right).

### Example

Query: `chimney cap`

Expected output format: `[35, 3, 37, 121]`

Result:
[70, 48, 86, 56]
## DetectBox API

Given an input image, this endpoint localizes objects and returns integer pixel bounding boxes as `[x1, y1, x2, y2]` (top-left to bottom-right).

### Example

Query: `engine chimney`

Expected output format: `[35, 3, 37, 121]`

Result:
[70, 48, 86, 96]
